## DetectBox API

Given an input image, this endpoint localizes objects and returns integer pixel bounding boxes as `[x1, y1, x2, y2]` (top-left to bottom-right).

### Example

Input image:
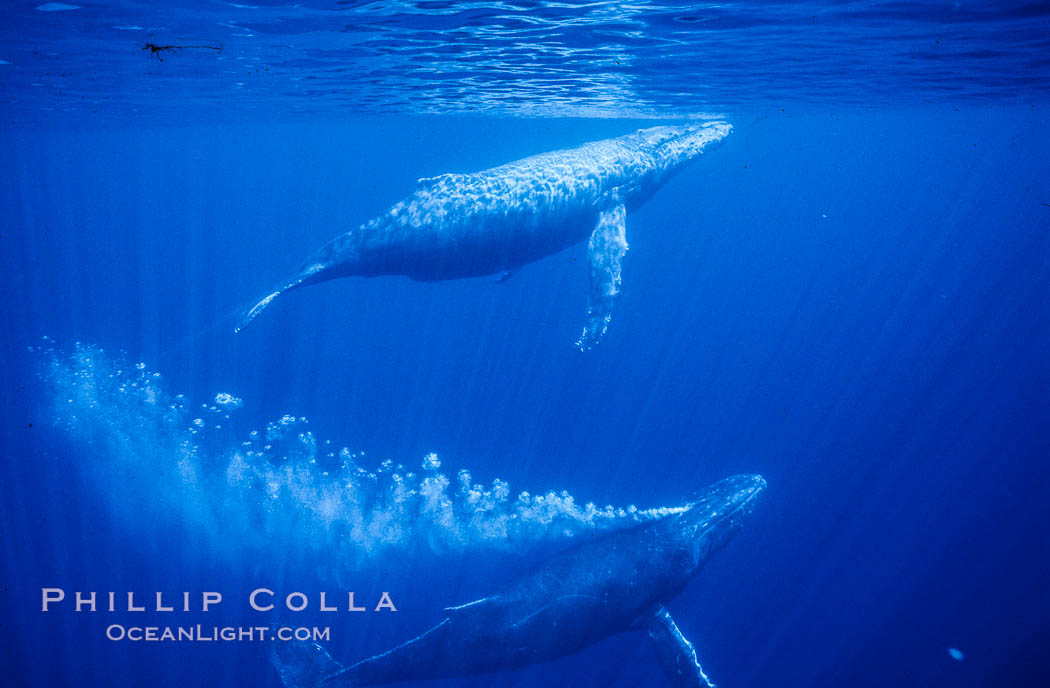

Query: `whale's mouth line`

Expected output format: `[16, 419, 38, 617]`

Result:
[733, 479, 765, 518]
[730, 475, 766, 515]
[683, 474, 766, 530]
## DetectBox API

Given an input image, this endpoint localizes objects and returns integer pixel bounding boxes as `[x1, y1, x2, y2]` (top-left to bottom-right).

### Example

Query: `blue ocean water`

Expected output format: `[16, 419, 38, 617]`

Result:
[1, 2, 1048, 688]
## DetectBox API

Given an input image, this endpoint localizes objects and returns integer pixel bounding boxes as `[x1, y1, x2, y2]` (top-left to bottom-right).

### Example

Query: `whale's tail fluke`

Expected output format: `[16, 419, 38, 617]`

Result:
[234, 287, 284, 332]
[234, 263, 328, 333]
[270, 631, 348, 687]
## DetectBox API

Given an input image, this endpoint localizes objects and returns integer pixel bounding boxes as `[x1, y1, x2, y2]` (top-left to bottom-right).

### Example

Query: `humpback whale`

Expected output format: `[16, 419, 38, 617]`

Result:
[271, 474, 765, 688]
[237, 122, 732, 349]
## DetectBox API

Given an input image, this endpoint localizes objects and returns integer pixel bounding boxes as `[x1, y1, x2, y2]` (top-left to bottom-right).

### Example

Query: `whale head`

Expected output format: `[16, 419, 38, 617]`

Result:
[633, 121, 733, 171]
[669, 473, 765, 572]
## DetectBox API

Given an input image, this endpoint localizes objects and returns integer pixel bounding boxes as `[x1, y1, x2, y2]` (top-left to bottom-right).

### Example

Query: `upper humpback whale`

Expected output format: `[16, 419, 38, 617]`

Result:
[237, 122, 732, 349]
[271, 474, 765, 688]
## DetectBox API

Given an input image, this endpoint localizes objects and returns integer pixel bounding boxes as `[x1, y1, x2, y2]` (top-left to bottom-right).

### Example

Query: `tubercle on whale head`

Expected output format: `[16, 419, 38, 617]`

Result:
[670, 121, 732, 154]
[633, 120, 730, 143]
[631, 124, 696, 147]
[670, 474, 765, 568]
[638, 120, 733, 175]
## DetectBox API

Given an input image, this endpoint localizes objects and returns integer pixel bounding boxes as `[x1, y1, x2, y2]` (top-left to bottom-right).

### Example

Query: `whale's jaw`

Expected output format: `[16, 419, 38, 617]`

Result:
[651, 121, 733, 171]
[675, 473, 765, 568]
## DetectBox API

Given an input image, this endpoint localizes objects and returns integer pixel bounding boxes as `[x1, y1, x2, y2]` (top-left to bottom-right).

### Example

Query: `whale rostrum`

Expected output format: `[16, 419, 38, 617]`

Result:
[270, 474, 765, 687]
[237, 122, 732, 349]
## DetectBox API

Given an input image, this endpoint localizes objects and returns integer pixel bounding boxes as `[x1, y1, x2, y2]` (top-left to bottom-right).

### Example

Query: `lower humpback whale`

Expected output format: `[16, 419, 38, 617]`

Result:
[271, 474, 765, 688]
[237, 122, 732, 349]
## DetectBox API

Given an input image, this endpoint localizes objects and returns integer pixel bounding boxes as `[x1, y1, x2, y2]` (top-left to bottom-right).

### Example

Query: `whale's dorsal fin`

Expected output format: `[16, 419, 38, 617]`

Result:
[417, 173, 461, 189]
[510, 594, 600, 631]
[646, 607, 717, 688]
[577, 194, 628, 350]
[443, 596, 497, 616]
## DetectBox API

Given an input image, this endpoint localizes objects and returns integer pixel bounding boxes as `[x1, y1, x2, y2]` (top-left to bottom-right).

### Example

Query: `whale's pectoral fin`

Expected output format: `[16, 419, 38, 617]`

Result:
[443, 595, 498, 616]
[269, 624, 347, 688]
[576, 201, 628, 350]
[646, 607, 717, 688]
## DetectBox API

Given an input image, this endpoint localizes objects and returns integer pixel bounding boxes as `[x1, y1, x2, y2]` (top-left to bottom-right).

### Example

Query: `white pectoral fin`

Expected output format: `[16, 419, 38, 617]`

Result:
[443, 596, 497, 616]
[576, 202, 628, 350]
[647, 607, 717, 688]
[269, 623, 345, 688]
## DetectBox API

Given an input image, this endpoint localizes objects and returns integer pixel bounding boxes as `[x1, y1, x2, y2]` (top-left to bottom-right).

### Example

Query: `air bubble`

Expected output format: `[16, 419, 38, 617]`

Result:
[40, 343, 681, 575]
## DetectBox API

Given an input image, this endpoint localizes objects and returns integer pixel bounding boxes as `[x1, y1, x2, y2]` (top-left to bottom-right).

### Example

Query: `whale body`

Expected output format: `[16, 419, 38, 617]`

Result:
[237, 122, 732, 348]
[270, 474, 765, 688]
